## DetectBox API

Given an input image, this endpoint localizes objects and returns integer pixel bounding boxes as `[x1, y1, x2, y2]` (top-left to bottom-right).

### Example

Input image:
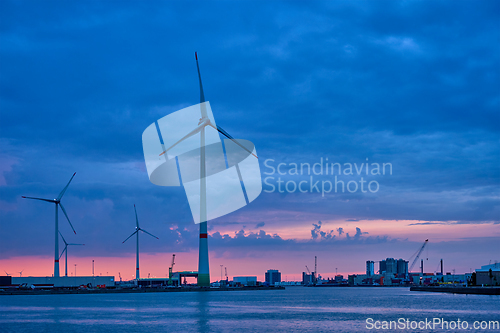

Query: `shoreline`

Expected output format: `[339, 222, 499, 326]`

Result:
[0, 286, 285, 296]
[0, 285, 285, 296]
[410, 286, 500, 295]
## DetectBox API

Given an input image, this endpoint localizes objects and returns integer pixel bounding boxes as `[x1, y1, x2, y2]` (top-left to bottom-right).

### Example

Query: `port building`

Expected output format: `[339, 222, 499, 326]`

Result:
[9, 276, 115, 288]
[366, 261, 374, 276]
[475, 263, 500, 286]
[302, 272, 315, 285]
[233, 276, 257, 286]
[379, 258, 408, 276]
[265, 270, 281, 286]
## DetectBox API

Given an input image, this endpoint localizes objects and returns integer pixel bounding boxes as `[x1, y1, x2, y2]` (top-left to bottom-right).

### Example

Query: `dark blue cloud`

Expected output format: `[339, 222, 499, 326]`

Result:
[254, 222, 265, 229]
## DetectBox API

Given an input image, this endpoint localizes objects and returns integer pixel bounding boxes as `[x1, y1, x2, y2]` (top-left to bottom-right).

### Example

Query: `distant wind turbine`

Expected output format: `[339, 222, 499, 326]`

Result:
[4, 271, 10, 276]
[122, 205, 158, 280]
[22, 173, 77, 278]
[18, 270, 24, 277]
[59, 231, 84, 277]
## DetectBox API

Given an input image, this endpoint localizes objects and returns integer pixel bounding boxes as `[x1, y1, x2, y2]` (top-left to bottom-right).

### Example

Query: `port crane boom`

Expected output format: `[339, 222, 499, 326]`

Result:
[168, 254, 176, 285]
[409, 239, 428, 273]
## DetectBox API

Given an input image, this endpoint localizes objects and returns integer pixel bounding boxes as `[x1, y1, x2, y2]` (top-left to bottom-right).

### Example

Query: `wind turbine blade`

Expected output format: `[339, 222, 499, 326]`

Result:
[140, 228, 159, 239]
[159, 121, 206, 156]
[58, 230, 68, 245]
[122, 231, 138, 243]
[57, 172, 76, 201]
[69, 243, 85, 246]
[210, 124, 258, 159]
[21, 196, 55, 203]
[4, 270, 9, 276]
[59, 203, 76, 234]
[195, 52, 206, 105]
[59, 246, 67, 259]
[134, 204, 139, 228]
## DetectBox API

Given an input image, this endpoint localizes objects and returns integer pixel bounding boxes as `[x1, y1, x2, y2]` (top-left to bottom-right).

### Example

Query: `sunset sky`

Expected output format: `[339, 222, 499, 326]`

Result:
[1, 0, 499, 282]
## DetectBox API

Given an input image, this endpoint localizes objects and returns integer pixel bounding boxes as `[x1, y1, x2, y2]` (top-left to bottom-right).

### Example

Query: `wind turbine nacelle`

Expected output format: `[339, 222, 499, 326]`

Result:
[142, 102, 262, 223]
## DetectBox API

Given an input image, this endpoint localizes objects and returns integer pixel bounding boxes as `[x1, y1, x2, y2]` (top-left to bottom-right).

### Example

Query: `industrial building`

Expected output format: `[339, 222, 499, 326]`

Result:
[265, 269, 281, 286]
[475, 263, 500, 286]
[347, 257, 410, 286]
[136, 271, 199, 287]
[233, 276, 257, 286]
[379, 258, 408, 277]
[366, 261, 374, 276]
[9, 276, 115, 288]
[302, 272, 315, 285]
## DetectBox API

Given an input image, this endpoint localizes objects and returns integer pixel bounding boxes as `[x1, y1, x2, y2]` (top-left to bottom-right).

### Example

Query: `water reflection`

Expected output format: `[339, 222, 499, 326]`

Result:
[195, 292, 210, 332]
[1, 288, 499, 332]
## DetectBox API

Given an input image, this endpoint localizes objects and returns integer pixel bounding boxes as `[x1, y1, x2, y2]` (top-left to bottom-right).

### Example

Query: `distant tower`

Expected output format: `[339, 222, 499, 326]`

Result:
[314, 256, 317, 283]
[396, 259, 408, 276]
[366, 261, 374, 276]
[314, 256, 317, 276]
[265, 269, 281, 285]
[379, 260, 386, 274]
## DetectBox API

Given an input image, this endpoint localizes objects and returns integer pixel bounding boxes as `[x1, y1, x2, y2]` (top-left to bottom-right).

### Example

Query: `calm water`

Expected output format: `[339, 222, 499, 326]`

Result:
[0, 287, 499, 332]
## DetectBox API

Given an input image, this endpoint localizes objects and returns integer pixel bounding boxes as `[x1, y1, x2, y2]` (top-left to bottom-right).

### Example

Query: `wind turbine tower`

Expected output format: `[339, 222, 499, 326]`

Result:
[122, 205, 158, 280]
[22, 173, 77, 277]
[192, 53, 256, 285]
[195, 52, 211, 286]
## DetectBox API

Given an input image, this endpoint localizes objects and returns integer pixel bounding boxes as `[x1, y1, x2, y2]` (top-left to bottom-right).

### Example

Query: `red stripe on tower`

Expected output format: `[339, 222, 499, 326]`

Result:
[55, 260, 59, 263]
[200, 233, 207, 238]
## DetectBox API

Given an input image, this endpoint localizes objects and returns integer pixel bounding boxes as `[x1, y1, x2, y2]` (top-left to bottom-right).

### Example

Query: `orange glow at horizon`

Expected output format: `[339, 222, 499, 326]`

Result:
[1, 220, 498, 282]
[210, 219, 499, 242]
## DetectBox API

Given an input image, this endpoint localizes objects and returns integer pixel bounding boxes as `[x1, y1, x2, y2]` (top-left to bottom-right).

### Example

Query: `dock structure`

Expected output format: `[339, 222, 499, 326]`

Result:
[410, 286, 500, 295]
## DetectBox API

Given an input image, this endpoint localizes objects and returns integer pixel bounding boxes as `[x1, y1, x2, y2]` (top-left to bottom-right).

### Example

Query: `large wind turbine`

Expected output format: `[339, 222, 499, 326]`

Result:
[122, 205, 158, 280]
[157, 52, 257, 286]
[59, 231, 84, 277]
[22, 173, 77, 278]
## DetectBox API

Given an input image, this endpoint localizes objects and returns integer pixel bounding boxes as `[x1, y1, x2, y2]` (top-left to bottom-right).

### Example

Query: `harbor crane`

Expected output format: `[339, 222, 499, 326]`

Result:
[168, 254, 176, 285]
[305, 265, 311, 274]
[408, 239, 429, 273]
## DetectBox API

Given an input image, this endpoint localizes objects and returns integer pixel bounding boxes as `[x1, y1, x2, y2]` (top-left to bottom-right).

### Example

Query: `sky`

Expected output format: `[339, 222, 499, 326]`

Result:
[0, 0, 499, 282]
